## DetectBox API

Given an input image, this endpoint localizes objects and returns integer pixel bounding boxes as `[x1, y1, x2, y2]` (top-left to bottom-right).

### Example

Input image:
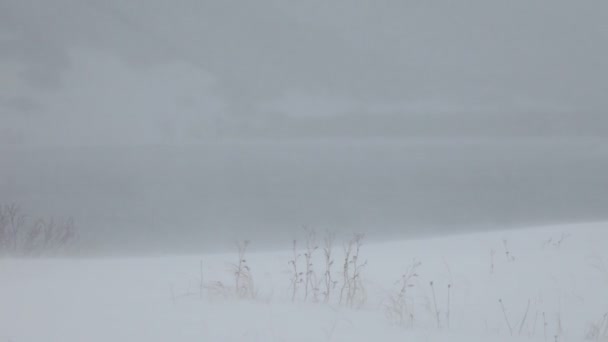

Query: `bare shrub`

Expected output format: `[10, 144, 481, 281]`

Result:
[22, 218, 77, 256]
[0, 204, 78, 257]
[0, 203, 25, 254]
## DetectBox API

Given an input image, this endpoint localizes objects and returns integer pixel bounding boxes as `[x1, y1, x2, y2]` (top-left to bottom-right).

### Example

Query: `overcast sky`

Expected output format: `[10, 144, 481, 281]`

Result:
[1, 0, 607, 145]
[1, 1, 607, 254]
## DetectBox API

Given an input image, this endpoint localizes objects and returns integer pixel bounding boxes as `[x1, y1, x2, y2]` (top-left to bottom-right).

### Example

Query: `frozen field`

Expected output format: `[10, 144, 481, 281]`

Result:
[1, 222, 607, 342]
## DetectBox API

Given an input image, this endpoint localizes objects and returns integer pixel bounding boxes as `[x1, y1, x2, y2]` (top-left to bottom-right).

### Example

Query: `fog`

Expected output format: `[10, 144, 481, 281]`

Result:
[1, 0, 607, 254]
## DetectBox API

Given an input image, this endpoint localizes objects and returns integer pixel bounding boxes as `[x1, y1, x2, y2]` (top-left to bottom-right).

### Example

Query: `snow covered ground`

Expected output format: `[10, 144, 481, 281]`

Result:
[1, 222, 607, 342]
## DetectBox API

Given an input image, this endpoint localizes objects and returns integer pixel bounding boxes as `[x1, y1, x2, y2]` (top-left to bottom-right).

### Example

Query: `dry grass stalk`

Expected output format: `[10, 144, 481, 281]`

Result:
[233, 240, 255, 299]
[303, 228, 318, 301]
[289, 239, 303, 302]
[339, 233, 367, 308]
[322, 231, 337, 304]
[385, 259, 421, 328]
[499, 298, 514, 336]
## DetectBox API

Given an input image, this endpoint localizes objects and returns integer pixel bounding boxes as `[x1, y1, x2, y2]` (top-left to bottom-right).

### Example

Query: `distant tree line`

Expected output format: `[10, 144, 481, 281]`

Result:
[0, 203, 78, 257]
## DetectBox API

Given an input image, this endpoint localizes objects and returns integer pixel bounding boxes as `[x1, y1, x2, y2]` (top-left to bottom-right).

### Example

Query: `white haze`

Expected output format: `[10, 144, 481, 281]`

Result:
[1, 0, 607, 254]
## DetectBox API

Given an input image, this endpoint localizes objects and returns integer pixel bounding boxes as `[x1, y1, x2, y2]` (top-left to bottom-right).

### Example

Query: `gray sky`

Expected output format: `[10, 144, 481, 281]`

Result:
[1, 0, 607, 144]
[1, 1, 607, 254]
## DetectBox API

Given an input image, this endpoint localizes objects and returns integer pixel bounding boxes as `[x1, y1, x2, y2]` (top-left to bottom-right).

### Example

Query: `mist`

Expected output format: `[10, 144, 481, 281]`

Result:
[1, 0, 607, 255]
[3, 3, 608, 342]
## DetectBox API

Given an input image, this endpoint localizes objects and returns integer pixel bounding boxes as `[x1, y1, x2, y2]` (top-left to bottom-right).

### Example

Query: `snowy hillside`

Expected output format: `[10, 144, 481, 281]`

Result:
[1, 222, 607, 342]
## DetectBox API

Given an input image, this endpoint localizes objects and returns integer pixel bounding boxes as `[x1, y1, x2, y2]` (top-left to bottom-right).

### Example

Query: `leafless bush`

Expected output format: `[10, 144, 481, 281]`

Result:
[0, 203, 25, 254]
[0, 203, 78, 256]
[22, 218, 77, 256]
[385, 259, 421, 328]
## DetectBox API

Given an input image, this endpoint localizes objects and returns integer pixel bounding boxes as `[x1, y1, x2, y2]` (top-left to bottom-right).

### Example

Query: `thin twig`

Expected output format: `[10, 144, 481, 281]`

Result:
[446, 284, 451, 329]
[499, 298, 513, 336]
[518, 299, 531, 335]
[430, 281, 441, 329]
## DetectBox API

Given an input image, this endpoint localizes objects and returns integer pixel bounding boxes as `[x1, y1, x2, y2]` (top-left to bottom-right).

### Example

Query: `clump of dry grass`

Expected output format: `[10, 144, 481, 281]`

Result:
[203, 240, 256, 301]
[385, 259, 421, 328]
[289, 230, 365, 306]
[289, 228, 327, 303]
[233, 240, 255, 299]
[303, 227, 319, 301]
[322, 230, 337, 304]
[339, 233, 367, 308]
